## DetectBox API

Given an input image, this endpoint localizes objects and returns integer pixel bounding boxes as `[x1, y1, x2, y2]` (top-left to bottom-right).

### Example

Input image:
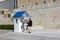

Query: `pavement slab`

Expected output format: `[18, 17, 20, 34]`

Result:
[0, 29, 12, 35]
[0, 29, 60, 40]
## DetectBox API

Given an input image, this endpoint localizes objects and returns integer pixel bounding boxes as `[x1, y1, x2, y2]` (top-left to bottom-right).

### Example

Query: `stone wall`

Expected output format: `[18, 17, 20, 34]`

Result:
[28, 6, 60, 29]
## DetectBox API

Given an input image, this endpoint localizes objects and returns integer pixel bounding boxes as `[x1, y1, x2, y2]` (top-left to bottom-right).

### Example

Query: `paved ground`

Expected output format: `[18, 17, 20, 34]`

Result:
[0, 29, 60, 40]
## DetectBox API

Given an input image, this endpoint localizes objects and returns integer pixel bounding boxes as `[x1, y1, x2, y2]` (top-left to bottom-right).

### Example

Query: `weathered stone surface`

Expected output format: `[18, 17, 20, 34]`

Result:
[29, 7, 60, 29]
[0, 29, 60, 40]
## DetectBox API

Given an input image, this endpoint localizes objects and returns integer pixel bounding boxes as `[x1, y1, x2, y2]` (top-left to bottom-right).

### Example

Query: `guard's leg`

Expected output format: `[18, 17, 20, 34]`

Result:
[28, 27, 32, 33]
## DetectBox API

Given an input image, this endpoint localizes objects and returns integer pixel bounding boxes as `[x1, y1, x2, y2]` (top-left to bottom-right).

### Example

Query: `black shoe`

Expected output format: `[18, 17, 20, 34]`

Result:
[28, 31, 31, 33]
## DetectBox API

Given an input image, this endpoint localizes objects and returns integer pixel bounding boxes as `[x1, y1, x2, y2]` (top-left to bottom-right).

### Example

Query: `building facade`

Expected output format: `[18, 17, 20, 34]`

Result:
[0, 0, 60, 29]
[0, 0, 18, 10]
[18, 0, 60, 10]
[17, 0, 60, 29]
